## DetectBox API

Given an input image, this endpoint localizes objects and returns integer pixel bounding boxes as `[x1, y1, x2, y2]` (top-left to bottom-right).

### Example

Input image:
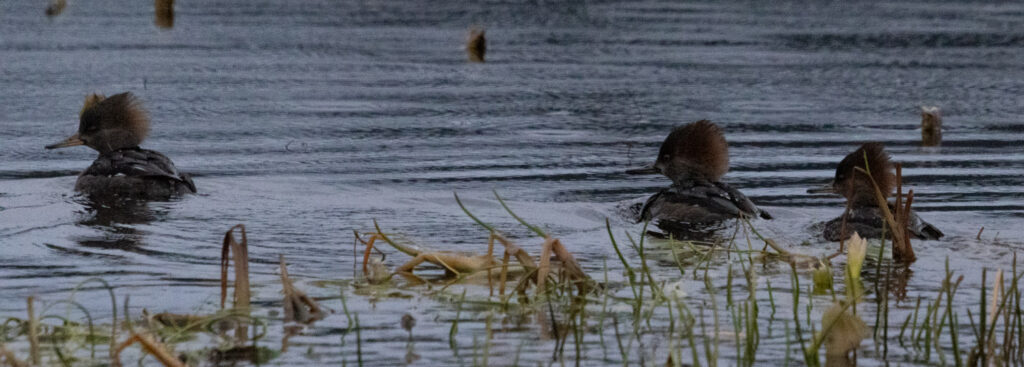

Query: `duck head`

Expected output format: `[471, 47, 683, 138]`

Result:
[627, 119, 729, 185]
[46, 92, 150, 155]
[832, 143, 895, 206]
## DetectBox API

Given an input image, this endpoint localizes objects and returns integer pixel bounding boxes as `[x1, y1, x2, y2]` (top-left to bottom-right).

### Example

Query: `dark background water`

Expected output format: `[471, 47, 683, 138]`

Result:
[1, 0, 1023, 365]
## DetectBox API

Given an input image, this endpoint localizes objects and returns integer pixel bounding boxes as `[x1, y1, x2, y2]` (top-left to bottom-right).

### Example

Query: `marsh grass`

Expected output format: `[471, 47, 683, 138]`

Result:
[1, 201, 1021, 366]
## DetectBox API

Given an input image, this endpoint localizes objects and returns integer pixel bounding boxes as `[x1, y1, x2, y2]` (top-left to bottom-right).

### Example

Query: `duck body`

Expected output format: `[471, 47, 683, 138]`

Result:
[75, 147, 196, 198]
[822, 205, 943, 242]
[640, 179, 771, 225]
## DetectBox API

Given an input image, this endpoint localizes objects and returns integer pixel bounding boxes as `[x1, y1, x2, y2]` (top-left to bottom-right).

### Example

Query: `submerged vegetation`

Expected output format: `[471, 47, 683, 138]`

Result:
[0, 191, 1020, 366]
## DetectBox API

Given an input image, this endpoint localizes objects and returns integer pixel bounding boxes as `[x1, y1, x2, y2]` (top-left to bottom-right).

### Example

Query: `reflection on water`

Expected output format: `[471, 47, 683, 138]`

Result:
[0, 0, 1022, 365]
[72, 196, 161, 250]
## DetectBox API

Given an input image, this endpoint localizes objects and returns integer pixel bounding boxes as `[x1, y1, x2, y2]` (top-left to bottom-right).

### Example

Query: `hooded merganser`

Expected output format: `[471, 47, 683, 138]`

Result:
[45, 92, 196, 199]
[627, 120, 771, 237]
[920, 106, 942, 147]
[818, 143, 942, 241]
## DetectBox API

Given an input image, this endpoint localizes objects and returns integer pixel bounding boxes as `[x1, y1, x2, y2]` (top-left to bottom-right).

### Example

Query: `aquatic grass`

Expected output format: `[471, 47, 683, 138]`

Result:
[449, 289, 466, 351]
[67, 277, 117, 360]
[36, 300, 97, 362]
[5, 214, 1024, 366]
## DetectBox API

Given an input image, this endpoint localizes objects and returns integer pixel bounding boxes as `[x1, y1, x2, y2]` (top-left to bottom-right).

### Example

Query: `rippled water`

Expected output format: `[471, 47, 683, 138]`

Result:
[2, 0, 1023, 365]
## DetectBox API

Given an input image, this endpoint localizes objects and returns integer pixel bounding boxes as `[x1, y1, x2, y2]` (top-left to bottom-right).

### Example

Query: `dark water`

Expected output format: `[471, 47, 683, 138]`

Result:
[1, 0, 1023, 365]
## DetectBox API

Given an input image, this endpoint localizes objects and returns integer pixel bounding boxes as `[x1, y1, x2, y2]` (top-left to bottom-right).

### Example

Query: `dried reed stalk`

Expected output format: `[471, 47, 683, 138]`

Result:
[111, 333, 185, 367]
[155, 0, 174, 29]
[279, 255, 325, 324]
[220, 224, 251, 342]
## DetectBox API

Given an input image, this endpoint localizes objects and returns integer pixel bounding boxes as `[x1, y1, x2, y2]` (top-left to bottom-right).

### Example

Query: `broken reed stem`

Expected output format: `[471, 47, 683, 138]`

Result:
[220, 224, 251, 311]
[856, 159, 915, 263]
[279, 255, 324, 324]
[26, 297, 39, 366]
[548, 237, 592, 293]
[466, 26, 486, 63]
[111, 333, 185, 367]
[499, 249, 511, 296]
[220, 224, 251, 344]
[536, 238, 553, 295]
[357, 231, 378, 274]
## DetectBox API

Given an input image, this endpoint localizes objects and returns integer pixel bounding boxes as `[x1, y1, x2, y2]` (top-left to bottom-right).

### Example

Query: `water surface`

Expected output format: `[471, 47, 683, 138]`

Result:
[1, 0, 1023, 365]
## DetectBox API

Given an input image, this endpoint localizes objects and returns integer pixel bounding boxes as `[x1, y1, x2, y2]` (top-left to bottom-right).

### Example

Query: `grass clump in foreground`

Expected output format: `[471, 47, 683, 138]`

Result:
[0, 194, 1021, 366]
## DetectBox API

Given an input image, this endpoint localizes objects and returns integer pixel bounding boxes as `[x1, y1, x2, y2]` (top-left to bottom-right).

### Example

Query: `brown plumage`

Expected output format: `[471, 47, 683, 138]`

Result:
[466, 27, 486, 63]
[80, 93, 106, 117]
[654, 120, 729, 183]
[46, 92, 195, 198]
[920, 106, 942, 147]
[833, 143, 894, 206]
[81, 92, 151, 153]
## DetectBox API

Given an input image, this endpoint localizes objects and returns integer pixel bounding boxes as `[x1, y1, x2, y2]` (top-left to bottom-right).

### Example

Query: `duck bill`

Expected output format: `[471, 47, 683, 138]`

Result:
[45, 134, 85, 149]
[806, 181, 837, 194]
[625, 166, 660, 175]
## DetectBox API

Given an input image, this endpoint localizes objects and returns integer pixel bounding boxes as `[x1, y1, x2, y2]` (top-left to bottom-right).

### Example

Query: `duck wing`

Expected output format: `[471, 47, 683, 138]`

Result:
[639, 181, 768, 222]
[907, 210, 943, 240]
[82, 147, 196, 192]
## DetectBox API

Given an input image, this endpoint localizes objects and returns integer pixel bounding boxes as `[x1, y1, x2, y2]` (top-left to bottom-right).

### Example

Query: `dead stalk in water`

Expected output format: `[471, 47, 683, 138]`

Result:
[466, 26, 486, 62]
[279, 255, 326, 325]
[111, 333, 185, 367]
[856, 159, 915, 262]
[26, 297, 38, 366]
[220, 224, 251, 343]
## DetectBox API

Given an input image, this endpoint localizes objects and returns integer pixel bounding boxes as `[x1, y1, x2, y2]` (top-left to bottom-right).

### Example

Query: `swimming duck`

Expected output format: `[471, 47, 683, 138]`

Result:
[627, 120, 771, 237]
[45, 92, 196, 199]
[818, 143, 942, 241]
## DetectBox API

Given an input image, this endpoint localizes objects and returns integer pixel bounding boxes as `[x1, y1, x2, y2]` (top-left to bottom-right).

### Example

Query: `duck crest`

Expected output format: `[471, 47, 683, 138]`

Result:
[82, 92, 151, 145]
[80, 93, 106, 117]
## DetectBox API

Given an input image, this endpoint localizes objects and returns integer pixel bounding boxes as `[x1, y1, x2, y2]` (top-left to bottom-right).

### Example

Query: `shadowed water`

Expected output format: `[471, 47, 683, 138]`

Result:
[1, 0, 1023, 365]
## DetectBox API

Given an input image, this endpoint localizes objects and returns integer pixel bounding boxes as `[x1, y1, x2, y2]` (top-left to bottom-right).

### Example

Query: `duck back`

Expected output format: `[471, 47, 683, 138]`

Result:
[75, 147, 196, 199]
